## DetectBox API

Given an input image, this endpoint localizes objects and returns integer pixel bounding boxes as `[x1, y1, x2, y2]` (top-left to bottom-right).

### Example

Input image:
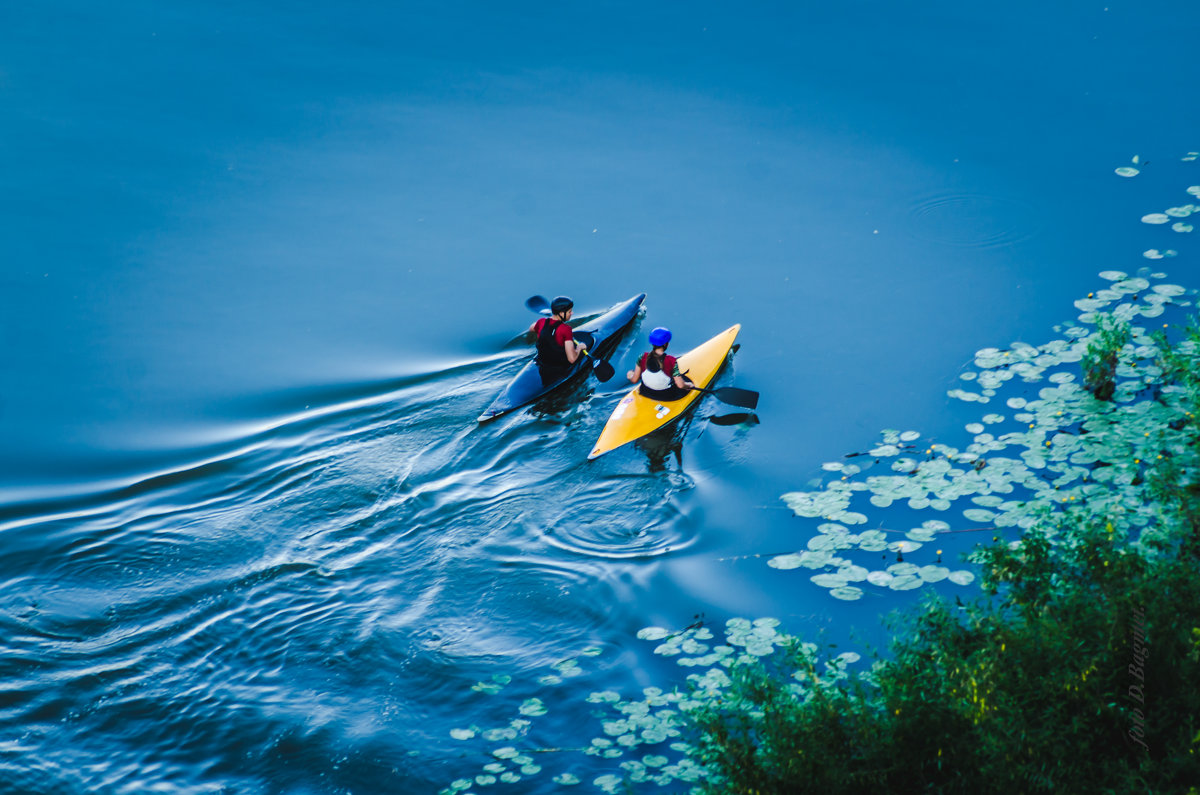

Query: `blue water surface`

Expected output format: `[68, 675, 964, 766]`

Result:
[2, 1, 1198, 792]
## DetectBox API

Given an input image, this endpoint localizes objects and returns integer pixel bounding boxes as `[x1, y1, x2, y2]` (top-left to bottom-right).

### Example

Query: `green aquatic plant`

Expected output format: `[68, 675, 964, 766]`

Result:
[442, 300, 1200, 795]
[775, 264, 1195, 602]
[681, 316, 1200, 794]
[441, 167, 1200, 794]
[1082, 312, 1132, 401]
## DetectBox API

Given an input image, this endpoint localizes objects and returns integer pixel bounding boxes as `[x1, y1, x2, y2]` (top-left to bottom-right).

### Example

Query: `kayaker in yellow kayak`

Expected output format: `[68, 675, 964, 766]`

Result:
[626, 327, 694, 401]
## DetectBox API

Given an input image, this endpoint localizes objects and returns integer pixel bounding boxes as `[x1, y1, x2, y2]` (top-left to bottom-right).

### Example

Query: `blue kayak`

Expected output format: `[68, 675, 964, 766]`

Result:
[478, 293, 646, 422]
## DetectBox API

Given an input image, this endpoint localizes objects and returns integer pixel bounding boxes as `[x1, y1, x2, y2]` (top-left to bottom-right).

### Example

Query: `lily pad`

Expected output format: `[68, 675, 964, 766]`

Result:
[888, 574, 923, 591]
[637, 627, 671, 641]
[948, 570, 977, 586]
[830, 586, 864, 601]
[856, 530, 889, 552]
[866, 570, 894, 586]
[919, 565, 950, 583]
[906, 527, 937, 542]
[838, 564, 870, 582]
[768, 554, 805, 570]
[519, 698, 547, 717]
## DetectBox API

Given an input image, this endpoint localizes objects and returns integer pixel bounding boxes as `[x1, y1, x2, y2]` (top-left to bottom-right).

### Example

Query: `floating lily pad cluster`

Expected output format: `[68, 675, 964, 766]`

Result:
[1115, 154, 1141, 177]
[778, 267, 1196, 601]
[443, 649, 603, 793]
[1149, 186, 1198, 236]
[1142, 184, 1200, 257]
[442, 619, 843, 794]
[441, 170, 1198, 794]
[580, 619, 857, 793]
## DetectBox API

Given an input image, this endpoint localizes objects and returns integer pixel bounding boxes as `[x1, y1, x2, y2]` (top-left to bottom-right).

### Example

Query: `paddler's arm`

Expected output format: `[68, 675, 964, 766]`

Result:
[627, 363, 643, 384]
[673, 365, 692, 391]
[564, 337, 586, 364]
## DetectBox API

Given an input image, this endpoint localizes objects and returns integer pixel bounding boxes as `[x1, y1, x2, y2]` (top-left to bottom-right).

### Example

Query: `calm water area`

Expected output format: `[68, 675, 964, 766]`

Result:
[2, 1, 1198, 791]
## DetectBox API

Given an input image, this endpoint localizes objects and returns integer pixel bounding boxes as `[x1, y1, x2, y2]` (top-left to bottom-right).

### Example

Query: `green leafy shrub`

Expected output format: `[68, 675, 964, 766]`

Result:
[441, 271, 1200, 795]
[679, 313, 1200, 794]
[1083, 312, 1132, 400]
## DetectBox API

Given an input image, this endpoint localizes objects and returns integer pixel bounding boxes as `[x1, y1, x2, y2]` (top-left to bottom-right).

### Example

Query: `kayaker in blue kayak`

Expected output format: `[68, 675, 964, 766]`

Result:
[529, 295, 589, 379]
[627, 327, 693, 400]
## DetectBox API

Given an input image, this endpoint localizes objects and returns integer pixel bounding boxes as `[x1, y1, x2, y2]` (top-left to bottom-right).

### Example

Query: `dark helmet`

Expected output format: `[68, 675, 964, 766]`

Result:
[551, 296, 574, 314]
[648, 327, 672, 347]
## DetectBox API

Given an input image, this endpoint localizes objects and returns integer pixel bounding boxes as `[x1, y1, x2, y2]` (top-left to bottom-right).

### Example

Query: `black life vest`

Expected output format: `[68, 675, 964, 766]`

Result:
[535, 318, 570, 370]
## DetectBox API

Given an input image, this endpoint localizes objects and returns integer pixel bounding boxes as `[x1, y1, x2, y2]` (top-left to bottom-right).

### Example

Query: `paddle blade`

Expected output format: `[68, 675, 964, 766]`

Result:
[525, 295, 551, 315]
[711, 387, 759, 410]
[591, 358, 615, 382]
[709, 412, 759, 426]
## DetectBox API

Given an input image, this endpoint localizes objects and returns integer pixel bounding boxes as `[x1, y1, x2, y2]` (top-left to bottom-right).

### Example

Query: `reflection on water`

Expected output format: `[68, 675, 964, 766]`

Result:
[637, 417, 690, 473]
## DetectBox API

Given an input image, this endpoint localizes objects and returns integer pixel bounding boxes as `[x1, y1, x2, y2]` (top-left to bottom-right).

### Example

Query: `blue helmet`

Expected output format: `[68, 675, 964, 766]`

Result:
[648, 327, 672, 347]
[550, 296, 574, 314]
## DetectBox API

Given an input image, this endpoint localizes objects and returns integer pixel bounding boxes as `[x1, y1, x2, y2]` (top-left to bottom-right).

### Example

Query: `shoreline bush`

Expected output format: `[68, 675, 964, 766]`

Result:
[681, 316, 1200, 794]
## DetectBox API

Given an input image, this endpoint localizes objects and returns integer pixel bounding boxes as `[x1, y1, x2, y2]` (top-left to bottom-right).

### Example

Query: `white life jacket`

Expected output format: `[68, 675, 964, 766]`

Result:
[640, 367, 672, 390]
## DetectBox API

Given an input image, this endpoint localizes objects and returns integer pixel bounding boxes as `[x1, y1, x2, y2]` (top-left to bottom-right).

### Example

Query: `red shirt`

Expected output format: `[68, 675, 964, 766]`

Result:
[534, 318, 575, 346]
[639, 352, 679, 377]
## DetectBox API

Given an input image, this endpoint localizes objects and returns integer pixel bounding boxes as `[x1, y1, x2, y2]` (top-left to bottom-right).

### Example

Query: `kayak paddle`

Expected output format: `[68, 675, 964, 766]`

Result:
[580, 349, 614, 382]
[525, 294, 552, 315]
[688, 385, 759, 410]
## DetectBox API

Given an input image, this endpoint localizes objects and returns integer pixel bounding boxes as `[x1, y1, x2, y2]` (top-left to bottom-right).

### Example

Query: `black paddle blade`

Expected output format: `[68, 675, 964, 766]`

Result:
[591, 358, 615, 382]
[711, 387, 759, 410]
[525, 295, 551, 315]
[709, 412, 759, 426]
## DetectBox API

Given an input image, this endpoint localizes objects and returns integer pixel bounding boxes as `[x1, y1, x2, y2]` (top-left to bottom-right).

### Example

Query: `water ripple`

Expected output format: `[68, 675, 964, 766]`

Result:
[907, 191, 1043, 249]
[0, 349, 707, 792]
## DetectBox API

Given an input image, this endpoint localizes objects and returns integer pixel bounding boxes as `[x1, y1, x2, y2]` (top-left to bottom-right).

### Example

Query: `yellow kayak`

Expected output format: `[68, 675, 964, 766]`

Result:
[588, 324, 741, 460]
